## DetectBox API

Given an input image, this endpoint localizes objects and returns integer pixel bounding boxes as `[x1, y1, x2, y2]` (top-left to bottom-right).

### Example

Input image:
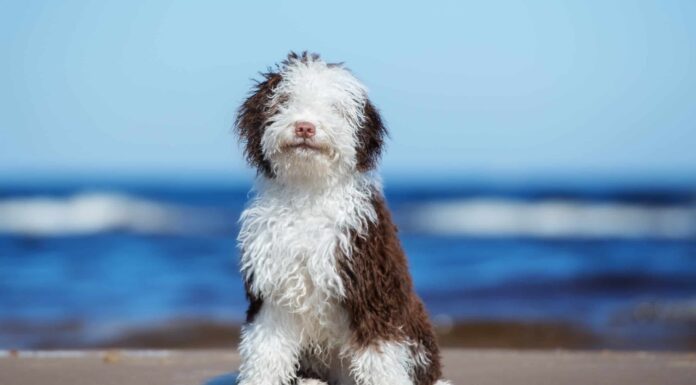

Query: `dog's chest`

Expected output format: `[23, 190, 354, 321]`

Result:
[239, 198, 354, 312]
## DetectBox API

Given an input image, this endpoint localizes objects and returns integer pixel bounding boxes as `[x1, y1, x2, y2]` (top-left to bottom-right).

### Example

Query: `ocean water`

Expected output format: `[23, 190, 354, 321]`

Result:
[1, 178, 695, 349]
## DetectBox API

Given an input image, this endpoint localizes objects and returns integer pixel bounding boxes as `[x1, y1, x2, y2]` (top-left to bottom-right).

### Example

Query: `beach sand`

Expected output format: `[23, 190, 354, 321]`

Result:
[2, 349, 695, 385]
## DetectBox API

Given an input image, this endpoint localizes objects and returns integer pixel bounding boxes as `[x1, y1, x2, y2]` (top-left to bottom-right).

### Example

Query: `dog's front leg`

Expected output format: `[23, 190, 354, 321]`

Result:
[238, 304, 303, 385]
[348, 341, 414, 385]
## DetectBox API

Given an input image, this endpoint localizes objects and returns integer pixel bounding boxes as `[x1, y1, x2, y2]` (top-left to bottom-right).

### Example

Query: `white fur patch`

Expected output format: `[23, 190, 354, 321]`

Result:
[237, 304, 303, 385]
[238, 173, 376, 326]
[349, 341, 414, 385]
[261, 56, 369, 184]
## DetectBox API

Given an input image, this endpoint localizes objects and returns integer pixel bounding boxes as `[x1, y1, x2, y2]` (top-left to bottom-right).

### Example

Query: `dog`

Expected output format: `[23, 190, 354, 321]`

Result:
[235, 52, 448, 385]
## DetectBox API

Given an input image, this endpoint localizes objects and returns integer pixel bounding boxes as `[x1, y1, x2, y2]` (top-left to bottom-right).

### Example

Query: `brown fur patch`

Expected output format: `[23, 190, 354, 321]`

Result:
[234, 52, 321, 178]
[338, 192, 442, 385]
[356, 100, 387, 172]
[235, 70, 282, 178]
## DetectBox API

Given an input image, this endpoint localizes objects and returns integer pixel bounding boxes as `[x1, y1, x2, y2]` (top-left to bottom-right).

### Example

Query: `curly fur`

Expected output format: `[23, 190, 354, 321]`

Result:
[235, 52, 447, 385]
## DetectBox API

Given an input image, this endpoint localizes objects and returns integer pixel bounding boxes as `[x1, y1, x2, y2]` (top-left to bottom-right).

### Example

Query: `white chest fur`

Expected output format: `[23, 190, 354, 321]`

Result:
[238, 176, 377, 319]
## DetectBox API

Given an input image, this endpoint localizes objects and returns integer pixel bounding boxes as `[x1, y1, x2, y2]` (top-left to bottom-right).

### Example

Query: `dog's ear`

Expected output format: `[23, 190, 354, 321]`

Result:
[356, 99, 388, 172]
[235, 71, 282, 177]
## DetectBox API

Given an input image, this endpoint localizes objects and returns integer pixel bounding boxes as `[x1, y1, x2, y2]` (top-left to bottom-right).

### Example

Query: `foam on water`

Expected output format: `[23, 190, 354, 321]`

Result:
[1, 192, 694, 239]
[0, 193, 227, 236]
[408, 199, 696, 239]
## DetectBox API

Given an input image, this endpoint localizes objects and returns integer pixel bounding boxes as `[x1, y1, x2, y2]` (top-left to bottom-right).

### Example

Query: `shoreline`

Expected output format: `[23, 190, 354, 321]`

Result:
[3, 318, 694, 351]
[2, 349, 695, 385]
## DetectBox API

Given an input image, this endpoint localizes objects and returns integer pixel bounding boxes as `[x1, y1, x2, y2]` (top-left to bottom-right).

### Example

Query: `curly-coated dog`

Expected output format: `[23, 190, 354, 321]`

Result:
[235, 52, 449, 385]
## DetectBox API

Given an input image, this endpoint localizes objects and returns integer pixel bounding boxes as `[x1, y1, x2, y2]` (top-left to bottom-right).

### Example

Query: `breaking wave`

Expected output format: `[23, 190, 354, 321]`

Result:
[1, 192, 695, 239]
[0, 193, 229, 236]
[407, 199, 696, 239]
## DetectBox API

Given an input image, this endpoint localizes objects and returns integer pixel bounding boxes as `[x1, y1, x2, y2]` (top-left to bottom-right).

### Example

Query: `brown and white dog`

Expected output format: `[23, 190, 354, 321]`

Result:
[235, 52, 448, 385]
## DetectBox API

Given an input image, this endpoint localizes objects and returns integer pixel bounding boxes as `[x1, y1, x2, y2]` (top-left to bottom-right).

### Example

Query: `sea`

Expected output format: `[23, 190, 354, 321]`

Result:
[1, 176, 695, 350]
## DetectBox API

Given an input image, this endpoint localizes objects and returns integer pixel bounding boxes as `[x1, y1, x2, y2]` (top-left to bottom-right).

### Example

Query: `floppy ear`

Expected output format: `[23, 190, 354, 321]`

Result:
[356, 99, 388, 172]
[235, 71, 282, 177]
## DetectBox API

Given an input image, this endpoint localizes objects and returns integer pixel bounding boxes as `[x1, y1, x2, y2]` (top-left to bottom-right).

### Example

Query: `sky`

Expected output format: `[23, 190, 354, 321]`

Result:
[1, 0, 695, 182]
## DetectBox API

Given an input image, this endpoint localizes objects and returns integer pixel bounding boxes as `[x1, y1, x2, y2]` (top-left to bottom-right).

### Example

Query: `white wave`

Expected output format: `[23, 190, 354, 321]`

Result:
[2, 193, 695, 239]
[0, 193, 226, 236]
[408, 199, 696, 239]
[630, 299, 696, 323]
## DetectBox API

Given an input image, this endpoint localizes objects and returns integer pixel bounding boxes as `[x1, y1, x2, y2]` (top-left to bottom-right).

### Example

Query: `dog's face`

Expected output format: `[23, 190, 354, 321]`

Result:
[236, 52, 386, 184]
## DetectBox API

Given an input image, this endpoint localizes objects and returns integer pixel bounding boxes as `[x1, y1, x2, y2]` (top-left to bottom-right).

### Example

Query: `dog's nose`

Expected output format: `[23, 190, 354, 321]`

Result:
[294, 121, 316, 139]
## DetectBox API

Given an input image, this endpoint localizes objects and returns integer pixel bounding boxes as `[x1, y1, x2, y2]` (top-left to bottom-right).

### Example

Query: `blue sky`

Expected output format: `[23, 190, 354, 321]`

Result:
[1, 1, 695, 181]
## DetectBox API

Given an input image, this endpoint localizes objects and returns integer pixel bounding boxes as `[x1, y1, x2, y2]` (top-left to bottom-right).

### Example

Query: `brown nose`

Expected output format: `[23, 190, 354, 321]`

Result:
[294, 121, 316, 138]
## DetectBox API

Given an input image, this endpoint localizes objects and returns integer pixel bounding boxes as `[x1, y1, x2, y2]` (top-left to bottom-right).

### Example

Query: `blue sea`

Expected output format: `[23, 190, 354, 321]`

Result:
[1, 177, 695, 350]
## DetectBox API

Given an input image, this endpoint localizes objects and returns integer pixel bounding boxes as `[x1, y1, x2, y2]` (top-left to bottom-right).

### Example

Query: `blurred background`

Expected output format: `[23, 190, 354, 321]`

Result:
[1, 1, 695, 351]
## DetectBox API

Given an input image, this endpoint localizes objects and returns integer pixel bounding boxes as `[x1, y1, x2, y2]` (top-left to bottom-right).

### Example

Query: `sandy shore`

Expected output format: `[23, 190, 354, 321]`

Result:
[6, 318, 660, 350]
[2, 349, 695, 385]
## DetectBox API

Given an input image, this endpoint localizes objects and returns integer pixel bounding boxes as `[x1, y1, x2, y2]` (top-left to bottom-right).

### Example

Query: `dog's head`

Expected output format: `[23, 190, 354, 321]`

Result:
[236, 52, 386, 184]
